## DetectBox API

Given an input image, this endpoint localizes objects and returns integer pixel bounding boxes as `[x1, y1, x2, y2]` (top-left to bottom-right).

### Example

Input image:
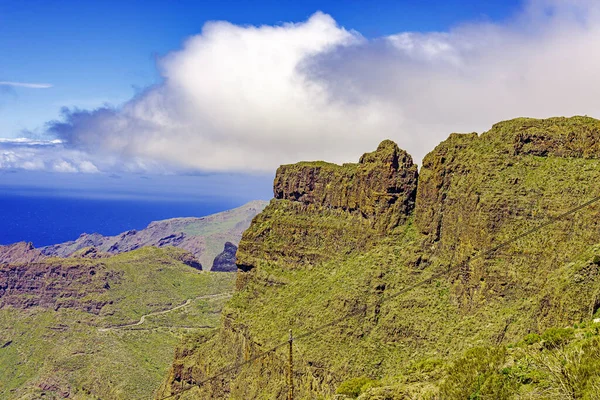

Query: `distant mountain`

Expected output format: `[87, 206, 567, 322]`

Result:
[0, 242, 44, 264]
[40, 200, 268, 270]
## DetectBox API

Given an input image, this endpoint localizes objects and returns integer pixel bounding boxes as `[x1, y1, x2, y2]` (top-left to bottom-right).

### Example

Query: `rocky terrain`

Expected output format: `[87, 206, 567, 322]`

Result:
[273, 140, 418, 232]
[0, 242, 44, 264]
[211, 242, 238, 272]
[159, 116, 600, 399]
[0, 259, 117, 313]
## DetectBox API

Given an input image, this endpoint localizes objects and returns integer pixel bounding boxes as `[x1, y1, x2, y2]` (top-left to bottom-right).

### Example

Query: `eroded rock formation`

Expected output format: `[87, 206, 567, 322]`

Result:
[0, 242, 44, 264]
[273, 140, 418, 232]
[212, 242, 238, 272]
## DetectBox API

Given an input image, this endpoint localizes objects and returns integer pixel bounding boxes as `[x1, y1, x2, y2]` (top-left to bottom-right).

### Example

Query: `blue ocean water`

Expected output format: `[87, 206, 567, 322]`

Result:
[0, 194, 242, 247]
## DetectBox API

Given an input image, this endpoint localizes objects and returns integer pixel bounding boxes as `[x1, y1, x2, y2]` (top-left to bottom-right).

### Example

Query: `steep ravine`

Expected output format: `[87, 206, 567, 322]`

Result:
[160, 116, 600, 399]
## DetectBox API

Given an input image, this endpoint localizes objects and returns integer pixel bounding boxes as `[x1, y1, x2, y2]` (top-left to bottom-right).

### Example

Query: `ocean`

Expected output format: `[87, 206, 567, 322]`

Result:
[0, 194, 243, 247]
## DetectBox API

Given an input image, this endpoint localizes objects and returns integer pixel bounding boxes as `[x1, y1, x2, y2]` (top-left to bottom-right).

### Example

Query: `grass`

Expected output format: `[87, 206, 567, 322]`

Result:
[0, 247, 235, 399]
[160, 116, 600, 399]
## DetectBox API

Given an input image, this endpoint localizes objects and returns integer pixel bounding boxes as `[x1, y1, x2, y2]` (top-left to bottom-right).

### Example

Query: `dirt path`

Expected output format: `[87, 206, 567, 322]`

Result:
[98, 292, 233, 332]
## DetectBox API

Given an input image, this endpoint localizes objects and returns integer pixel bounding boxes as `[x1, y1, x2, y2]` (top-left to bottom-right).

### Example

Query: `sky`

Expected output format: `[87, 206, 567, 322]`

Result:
[1, 0, 599, 202]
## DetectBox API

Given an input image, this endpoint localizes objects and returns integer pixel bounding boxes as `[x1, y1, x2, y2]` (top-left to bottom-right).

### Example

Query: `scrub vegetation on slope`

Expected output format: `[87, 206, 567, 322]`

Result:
[159, 116, 600, 399]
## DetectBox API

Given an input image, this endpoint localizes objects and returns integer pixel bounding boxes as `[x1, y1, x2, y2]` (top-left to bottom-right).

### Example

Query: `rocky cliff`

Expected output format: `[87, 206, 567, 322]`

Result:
[273, 140, 418, 232]
[212, 242, 238, 272]
[160, 117, 600, 399]
[236, 141, 417, 280]
[0, 260, 117, 313]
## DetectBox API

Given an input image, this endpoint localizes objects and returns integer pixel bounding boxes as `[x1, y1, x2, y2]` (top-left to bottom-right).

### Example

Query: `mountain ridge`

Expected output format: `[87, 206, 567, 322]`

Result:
[0, 200, 268, 270]
[159, 116, 600, 399]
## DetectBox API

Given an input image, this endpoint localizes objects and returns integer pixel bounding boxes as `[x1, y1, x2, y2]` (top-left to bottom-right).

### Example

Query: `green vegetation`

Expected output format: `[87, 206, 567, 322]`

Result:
[159, 117, 600, 399]
[0, 247, 235, 399]
[431, 322, 600, 399]
[336, 376, 379, 398]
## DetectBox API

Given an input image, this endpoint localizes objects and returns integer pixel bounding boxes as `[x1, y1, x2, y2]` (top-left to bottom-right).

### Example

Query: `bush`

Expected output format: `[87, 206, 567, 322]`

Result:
[336, 376, 378, 398]
[439, 346, 514, 400]
[524, 333, 541, 345]
[541, 327, 574, 349]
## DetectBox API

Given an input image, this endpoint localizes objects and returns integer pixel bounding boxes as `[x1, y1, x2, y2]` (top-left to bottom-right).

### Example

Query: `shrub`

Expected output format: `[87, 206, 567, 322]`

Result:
[524, 333, 541, 345]
[439, 346, 513, 400]
[541, 327, 574, 349]
[336, 376, 378, 398]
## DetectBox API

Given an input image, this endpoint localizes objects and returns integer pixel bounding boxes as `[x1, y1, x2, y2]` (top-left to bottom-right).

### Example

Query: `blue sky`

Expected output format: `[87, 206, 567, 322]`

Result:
[2, 0, 600, 204]
[0, 0, 521, 138]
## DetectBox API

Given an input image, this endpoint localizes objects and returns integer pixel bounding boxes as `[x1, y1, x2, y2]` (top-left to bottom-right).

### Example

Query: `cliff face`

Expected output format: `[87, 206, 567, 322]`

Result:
[415, 117, 600, 313]
[236, 141, 418, 280]
[416, 117, 600, 240]
[273, 140, 418, 232]
[0, 260, 117, 313]
[161, 117, 600, 400]
[211, 242, 238, 272]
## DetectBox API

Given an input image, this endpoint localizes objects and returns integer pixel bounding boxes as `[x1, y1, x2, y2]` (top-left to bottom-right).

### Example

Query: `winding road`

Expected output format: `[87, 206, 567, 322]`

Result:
[98, 292, 233, 332]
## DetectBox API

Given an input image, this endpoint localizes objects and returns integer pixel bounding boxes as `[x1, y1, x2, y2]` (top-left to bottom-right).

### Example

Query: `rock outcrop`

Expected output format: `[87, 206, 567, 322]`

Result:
[0, 260, 118, 313]
[416, 116, 600, 241]
[211, 242, 238, 272]
[236, 141, 418, 281]
[0, 242, 44, 264]
[274, 140, 418, 232]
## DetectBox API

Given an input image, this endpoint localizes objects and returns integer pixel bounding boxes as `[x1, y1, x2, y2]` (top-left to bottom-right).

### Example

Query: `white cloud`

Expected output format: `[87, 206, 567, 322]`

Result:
[0, 81, 53, 89]
[0, 138, 63, 145]
[6, 0, 600, 174]
[46, 12, 388, 172]
[0, 139, 99, 173]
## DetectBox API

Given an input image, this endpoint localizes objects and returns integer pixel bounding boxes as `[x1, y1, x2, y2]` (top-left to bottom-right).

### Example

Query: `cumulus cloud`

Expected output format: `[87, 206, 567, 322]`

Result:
[46, 12, 386, 172]
[0, 81, 53, 89]
[7, 0, 600, 173]
[0, 138, 168, 173]
[0, 138, 99, 173]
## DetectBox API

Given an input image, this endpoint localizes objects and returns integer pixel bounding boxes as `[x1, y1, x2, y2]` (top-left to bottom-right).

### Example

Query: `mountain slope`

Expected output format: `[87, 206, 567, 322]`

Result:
[39, 200, 268, 269]
[0, 247, 235, 399]
[159, 116, 600, 399]
[0, 242, 43, 264]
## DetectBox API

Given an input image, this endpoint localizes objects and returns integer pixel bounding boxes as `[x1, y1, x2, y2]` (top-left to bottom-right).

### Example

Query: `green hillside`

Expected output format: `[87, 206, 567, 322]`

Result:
[159, 117, 600, 399]
[0, 247, 235, 399]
